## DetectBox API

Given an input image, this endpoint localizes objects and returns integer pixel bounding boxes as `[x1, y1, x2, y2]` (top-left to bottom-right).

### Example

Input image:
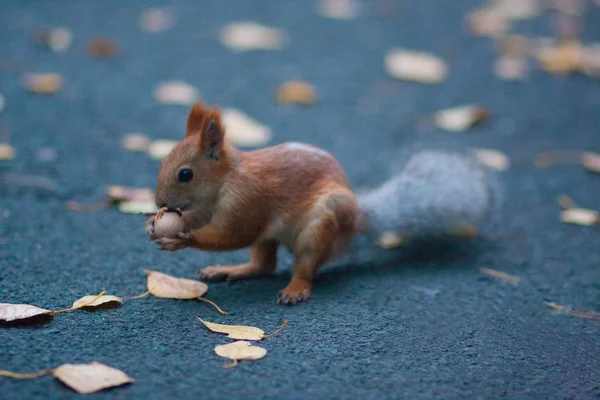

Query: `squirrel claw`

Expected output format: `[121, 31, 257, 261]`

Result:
[277, 288, 310, 306]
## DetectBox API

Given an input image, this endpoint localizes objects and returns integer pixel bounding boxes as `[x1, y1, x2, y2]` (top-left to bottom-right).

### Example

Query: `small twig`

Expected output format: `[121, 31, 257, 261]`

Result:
[263, 320, 289, 339]
[50, 291, 106, 315]
[127, 289, 151, 300]
[0, 369, 54, 379]
[545, 302, 600, 321]
[197, 297, 227, 315]
[222, 359, 238, 369]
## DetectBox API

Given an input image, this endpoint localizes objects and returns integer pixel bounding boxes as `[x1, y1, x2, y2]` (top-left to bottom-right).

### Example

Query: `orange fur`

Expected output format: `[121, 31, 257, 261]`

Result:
[149, 101, 359, 305]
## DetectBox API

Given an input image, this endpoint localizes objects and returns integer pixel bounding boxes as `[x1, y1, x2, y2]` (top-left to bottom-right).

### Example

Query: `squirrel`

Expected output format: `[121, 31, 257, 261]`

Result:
[145, 101, 492, 305]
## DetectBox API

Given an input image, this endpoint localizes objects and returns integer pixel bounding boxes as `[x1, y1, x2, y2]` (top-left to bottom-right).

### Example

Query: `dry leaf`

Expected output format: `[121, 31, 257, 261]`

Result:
[560, 208, 599, 226]
[89, 38, 117, 58]
[545, 302, 600, 321]
[145, 270, 208, 299]
[72, 295, 123, 310]
[25, 73, 62, 94]
[214, 341, 267, 367]
[0, 143, 15, 160]
[107, 186, 154, 202]
[493, 0, 540, 20]
[494, 57, 527, 80]
[219, 22, 286, 52]
[153, 81, 198, 106]
[35, 27, 72, 53]
[385, 49, 448, 84]
[0, 303, 52, 322]
[466, 8, 509, 38]
[474, 149, 510, 171]
[118, 200, 158, 214]
[581, 151, 600, 173]
[222, 108, 272, 147]
[580, 45, 600, 77]
[479, 267, 521, 283]
[122, 133, 151, 152]
[376, 231, 404, 249]
[147, 139, 178, 160]
[557, 194, 577, 209]
[53, 362, 133, 394]
[139, 8, 174, 33]
[537, 40, 583, 74]
[317, 0, 361, 20]
[198, 318, 265, 340]
[434, 105, 490, 132]
[276, 81, 317, 105]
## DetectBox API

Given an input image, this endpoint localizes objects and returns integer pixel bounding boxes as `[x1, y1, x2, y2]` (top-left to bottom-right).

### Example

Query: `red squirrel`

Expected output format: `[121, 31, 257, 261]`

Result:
[146, 101, 492, 305]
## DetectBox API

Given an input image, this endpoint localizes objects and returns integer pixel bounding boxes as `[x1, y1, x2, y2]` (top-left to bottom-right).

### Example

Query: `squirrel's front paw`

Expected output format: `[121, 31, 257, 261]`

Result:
[155, 232, 192, 252]
[145, 216, 158, 241]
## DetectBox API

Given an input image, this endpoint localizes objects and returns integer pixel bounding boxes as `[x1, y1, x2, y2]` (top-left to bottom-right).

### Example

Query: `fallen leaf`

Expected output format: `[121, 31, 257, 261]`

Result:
[197, 318, 288, 340]
[493, 0, 540, 20]
[145, 270, 208, 299]
[545, 302, 600, 321]
[147, 139, 178, 160]
[0, 143, 15, 160]
[581, 151, 600, 173]
[72, 295, 123, 310]
[88, 37, 117, 58]
[317, 0, 361, 20]
[222, 108, 272, 147]
[537, 39, 583, 74]
[497, 35, 529, 59]
[214, 341, 267, 368]
[25, 73, 62, 94]
[35, 27, 72, 53]
[385, 49, 448, 84]
[434, 105, 490, 132]
[376, 231, 404, 249]
[153, 81, 199, 106]
[0, 303, 52, 323]
[560, 208, 599, 226]
[580, 45, 600, 77]
[466, 8, 509, 38]
[118, 200, 158, 214]
[276, 81, 317, 105]
[479, 267, 521, 283]
[122, 133, 151, 152]
[107, 186, 154, 202]
[457, 225, 479, 239]
[53, 362, 133, 394]
[474, 149, 510, 171]
[557, 194, 577, 209]
[494, 57, 528, 80]
[219, 22, 286, 52]
[139, 8, 174, 33]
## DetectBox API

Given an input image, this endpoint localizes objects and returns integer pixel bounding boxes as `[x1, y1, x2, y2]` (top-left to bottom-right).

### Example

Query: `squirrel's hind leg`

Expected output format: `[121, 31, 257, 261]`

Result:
[198, 239, 279, 282]
[277, 188, 358, 306]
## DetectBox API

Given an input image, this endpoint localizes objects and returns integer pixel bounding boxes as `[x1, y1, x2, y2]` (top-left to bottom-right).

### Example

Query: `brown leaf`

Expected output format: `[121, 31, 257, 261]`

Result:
[53, 362, 133, 394]
[581, 151, 600, 174]
[145, 270, 208, 299]
[560, 208, 599, 226]
[276, 81, 317, 105]
[557, 194, 577, 209]
[89, 38, 117, 58]
[25, 73, 62, 94]
[0, 303, 52, 322]
[545, 302, 600, 321]
[537, 39, 583, 74]
[479, 268, 521, 283]
[71, 295, 123, 310]
[0, 143, 15, 160]
[197, 318, 288, 340]
[214, 341, 267, 368]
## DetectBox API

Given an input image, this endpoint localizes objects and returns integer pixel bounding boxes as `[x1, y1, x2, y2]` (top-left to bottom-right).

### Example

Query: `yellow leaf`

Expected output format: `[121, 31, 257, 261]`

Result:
[71, 295, 123, 310]
[25, 73, 62, 94]
[214, 341, 267, 368]
[118, 200, 158, 214]
[0, 303, 52, 323]
[276, 80, 317, 105]
[197, 318, 265, 340]
[0, 143, 15, 160]
[145, 270, 208, 299]
[53, 362, 133, 394]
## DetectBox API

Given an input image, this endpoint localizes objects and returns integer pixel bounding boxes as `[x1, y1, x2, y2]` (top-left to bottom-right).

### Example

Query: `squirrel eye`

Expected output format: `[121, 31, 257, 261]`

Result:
[177, 168, 194, 183]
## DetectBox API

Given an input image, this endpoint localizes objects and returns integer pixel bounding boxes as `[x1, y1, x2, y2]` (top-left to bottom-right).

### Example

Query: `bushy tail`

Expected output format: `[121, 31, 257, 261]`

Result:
[357, 150, 494, 239]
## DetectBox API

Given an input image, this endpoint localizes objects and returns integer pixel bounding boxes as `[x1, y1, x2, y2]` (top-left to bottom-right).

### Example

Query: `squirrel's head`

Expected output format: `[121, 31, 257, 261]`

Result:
[155, 101, 232, 211]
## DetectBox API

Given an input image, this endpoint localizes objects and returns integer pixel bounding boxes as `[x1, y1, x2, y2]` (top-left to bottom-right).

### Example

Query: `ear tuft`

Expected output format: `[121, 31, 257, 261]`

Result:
[186, 101, 208, 137]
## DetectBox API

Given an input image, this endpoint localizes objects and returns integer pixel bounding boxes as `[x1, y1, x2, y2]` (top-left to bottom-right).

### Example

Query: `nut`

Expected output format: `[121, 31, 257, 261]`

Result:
[154, 212, 185, 238]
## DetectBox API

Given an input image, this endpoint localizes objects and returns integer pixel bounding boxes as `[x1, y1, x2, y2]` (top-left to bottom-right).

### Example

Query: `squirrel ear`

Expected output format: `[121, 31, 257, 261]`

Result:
[186, 101, 225, 160]
[186, 101, 208, 137]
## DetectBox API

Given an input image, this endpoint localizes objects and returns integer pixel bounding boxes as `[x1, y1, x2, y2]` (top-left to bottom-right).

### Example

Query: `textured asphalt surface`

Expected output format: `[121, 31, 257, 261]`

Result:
[1, 1, 599, 399]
